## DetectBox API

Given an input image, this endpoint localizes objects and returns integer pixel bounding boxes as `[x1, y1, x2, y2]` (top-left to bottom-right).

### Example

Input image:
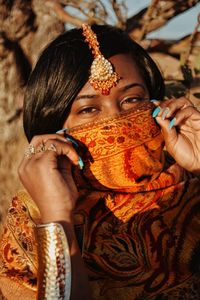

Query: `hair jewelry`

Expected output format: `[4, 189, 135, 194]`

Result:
[82, 24, 120, 95]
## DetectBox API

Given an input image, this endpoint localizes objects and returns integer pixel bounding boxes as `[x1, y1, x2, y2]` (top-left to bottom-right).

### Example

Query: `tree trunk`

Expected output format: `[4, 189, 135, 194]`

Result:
[0, 0, 64, 224]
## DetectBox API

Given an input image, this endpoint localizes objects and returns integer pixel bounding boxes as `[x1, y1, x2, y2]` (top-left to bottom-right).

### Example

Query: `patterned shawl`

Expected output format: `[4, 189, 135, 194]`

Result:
[0, 102, 200, 299]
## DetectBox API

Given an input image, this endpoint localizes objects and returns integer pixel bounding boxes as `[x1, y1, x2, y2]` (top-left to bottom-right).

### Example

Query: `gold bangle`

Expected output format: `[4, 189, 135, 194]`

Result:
[35, 223, 71, 300]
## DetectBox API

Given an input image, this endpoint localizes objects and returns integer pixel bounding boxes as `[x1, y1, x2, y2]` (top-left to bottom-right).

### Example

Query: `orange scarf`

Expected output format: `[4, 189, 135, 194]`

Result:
[68, 102, 200, 299]
[69, 101, 183, 192]
[0, 102, 200, 300]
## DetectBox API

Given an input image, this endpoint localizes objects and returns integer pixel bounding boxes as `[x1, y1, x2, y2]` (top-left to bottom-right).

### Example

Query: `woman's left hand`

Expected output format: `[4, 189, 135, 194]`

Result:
[152, 97, 200, 175]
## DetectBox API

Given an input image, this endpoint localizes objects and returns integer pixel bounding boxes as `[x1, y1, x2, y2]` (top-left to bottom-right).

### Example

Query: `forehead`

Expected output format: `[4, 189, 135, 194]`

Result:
[79, 53, 146, 95]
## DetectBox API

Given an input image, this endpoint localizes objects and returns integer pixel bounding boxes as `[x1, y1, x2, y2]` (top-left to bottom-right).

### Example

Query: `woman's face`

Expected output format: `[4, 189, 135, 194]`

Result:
[64, 54, 150, 129]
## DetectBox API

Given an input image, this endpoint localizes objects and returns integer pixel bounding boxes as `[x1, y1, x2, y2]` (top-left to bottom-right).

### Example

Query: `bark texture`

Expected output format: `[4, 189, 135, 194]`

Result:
[0, 0, 64, 223]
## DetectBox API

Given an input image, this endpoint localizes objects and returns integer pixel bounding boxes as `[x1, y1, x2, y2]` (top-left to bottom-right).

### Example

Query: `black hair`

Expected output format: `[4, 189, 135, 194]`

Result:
[23, 24, 165, 142]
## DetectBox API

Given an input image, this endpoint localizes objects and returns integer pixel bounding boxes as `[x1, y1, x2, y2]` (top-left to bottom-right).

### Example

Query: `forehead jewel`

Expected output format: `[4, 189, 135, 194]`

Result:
[82, 24, 120, 95]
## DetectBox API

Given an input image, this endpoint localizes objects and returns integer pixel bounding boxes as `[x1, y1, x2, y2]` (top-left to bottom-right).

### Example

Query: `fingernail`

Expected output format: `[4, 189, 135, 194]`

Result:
[162, 107, 170, 120]
[56, 128, 68, 133]
[78, 157, 84, 170]
[66, 136, 79, 148]
[169, 117, 176, 129]
[152, 107, 161, 118]
[150, 99, 158, 103]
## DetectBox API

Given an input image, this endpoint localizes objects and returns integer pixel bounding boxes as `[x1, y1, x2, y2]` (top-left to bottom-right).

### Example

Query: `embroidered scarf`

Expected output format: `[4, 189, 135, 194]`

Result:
[68, 101, 200, 299]
[69, 101, 181, 193]
[1, 101, 200, 300]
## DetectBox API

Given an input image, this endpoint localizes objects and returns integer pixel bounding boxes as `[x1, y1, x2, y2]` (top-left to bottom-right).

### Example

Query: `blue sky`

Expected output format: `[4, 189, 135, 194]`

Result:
[66, 1, 199, 40]
[126, 0, 200, 39]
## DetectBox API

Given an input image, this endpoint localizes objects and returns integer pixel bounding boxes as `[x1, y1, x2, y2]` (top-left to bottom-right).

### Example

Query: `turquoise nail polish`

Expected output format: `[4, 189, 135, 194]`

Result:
[150, 99, 158, 103]
[169, 117, 176, 129]
[152, 107, 161, 118]
[56, 128, 68, 133]
[66, 136, 79, 148]
[162, 107, 169, 120]
[78, 157, 84, 170]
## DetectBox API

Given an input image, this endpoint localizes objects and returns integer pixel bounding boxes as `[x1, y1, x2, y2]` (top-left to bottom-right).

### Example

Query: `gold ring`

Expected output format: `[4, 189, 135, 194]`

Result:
[36, 142, 46, 153]
[47, 143, 57, 152]
[24, 144, 35, 157]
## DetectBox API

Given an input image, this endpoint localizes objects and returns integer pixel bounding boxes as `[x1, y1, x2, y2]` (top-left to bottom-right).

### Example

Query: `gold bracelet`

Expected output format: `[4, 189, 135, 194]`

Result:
[35, 223, 71, 300]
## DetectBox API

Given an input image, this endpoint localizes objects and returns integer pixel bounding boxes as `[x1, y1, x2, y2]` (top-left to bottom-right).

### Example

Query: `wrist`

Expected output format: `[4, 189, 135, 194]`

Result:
[40, 209, 74, 224]
[36, 222, 71, 300]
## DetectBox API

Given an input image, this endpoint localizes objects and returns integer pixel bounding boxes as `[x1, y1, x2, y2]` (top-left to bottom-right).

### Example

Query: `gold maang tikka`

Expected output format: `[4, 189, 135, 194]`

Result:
[82, 24, 120, 95]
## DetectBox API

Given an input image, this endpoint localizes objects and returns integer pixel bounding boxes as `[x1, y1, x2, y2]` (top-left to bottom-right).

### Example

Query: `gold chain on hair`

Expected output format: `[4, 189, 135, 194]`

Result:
[82, 24, 120, 95]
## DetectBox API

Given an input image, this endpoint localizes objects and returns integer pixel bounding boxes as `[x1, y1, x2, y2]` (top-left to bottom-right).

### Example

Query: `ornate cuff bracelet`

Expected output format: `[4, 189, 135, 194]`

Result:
[35, 222, 71, 300]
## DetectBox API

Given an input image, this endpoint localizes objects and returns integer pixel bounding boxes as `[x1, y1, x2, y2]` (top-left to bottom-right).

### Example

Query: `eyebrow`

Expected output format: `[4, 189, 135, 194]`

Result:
[75, 82, 146, 101]
[75, 94, 97, 101]
[120, 83, 146, 92]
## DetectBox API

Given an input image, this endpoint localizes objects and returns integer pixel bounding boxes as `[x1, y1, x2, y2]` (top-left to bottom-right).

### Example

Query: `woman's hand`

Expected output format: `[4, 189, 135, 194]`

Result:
[18, 134, 80, 223]
[19, 134, 92, 299]
[152, 97, 200, 175]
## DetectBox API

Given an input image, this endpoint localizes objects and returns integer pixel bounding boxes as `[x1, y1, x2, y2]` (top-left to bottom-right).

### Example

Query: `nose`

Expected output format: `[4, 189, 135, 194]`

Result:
[103, 101, 121, 117]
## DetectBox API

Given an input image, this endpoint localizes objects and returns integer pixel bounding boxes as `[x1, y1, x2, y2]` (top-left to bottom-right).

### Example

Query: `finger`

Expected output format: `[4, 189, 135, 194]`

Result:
[24, 143, 36, 159]
[56, 128, 68, 134]
[18, 139, 77, 185]
[19, 142, 44, 176]
[167, 106, 197, 128]
[45, 139, 84, 169]
[154, 97, 193, 120]
[151, 98, 171, 119]
[155, 116, 178, 152]
[19, 143, 38, 176]
[36, 133, 80, 150]
[56, 128, 80, 149]
[42, 139, 80, 166]
[20, 137, 79, 171]
[23, 133, 74, 160]
[31, 133, 69, 146]
[150, 99, 161, 106]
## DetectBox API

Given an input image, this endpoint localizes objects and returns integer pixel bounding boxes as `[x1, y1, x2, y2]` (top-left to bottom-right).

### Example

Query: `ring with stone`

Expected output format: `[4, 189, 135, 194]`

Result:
[36, 142, 46, 153]
[47, 143, 57, 152]
[24, 144, 35, 157]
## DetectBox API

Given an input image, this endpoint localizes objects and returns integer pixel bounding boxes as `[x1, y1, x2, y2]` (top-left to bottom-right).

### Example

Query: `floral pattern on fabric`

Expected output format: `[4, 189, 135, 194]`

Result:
[70, 103, 181, 193]
[74, 179, 200, 299]
[69, 105, 200, 299]
[0, 105, 200, 299]
[0, 191, 38, 291]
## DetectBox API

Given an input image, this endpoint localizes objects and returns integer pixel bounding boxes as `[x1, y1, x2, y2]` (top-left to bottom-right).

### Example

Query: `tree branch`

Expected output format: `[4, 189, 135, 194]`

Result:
[45, 0, 85, 27]
[45, 0, 109, 27]
[111, 0, 127, 28]
[182, 12, 200, 66]
[126, 0, 200, 40]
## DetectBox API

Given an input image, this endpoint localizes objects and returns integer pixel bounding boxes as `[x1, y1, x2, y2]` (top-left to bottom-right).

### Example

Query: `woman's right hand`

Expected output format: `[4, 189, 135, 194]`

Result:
[18, 134, 80, 223]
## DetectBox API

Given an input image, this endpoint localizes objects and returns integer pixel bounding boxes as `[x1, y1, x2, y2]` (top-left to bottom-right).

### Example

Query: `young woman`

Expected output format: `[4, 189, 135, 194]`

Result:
[0, 24, 200, 300]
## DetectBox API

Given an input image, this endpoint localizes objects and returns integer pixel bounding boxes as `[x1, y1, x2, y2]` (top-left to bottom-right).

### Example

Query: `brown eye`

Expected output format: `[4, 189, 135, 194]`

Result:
[121, 97, 142, 107]
[78, 107, 97, 114]
[122, 97, 139, 104]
